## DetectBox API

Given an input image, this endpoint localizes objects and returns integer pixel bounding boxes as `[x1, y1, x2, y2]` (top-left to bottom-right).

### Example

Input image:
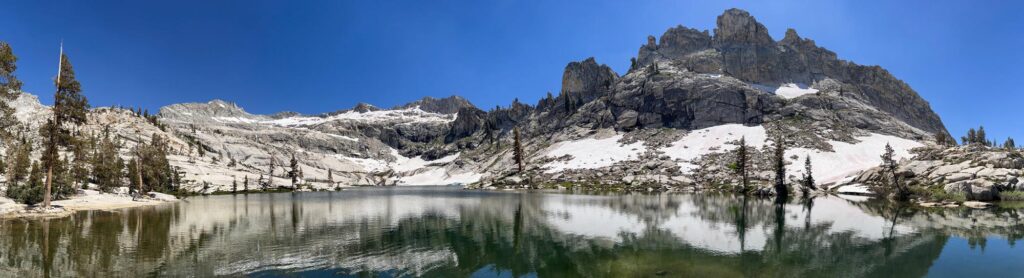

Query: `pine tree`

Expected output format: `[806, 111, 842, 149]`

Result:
[0, 41, 23, 144]
[288, 153, 299, 188]
[512, 127, 525, 174]
[41, 52, 90, 208]
[5, 135, 31, 187]
[735, 136, 749, 192]
[965, 128, 977, 145]
[772, 132, 788, 197]
[977, 126, 987, 146]
[91, 131, 125, 192]
[232, 177, 237, 193]
[802, 156, 816, 191]
[10, 161, 44, 206]
[881, 143, 908, 201]
[243, 175, 249, 192]
[1005, 137, 1016, 150]
[259, 173, 266, 191]
[327, 169, 334, 188]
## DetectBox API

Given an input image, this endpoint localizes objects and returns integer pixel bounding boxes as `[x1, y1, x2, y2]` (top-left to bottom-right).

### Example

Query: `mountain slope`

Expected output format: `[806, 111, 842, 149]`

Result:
[2, 9, 952, 193]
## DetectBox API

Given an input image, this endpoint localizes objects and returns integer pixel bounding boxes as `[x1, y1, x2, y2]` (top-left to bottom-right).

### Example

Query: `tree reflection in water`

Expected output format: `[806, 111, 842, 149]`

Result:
[0, 187, 1021, 277]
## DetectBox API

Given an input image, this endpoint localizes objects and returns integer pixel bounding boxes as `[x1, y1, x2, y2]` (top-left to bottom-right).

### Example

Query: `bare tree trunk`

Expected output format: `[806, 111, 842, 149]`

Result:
[135, 156, 144, 200]
[44, 166, 52, 209]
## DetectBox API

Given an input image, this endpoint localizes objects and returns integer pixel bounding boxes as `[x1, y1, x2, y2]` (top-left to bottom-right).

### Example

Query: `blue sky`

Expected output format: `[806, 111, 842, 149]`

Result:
[2, 1, 1022, 142]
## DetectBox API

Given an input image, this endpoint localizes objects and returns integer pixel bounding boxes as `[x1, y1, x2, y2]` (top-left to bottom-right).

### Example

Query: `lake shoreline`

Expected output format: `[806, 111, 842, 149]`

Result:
[0, 190, 178, 219]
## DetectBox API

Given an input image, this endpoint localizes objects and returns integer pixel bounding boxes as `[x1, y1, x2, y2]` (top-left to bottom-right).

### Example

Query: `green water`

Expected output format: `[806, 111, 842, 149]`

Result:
[1, 187, 1022, 277]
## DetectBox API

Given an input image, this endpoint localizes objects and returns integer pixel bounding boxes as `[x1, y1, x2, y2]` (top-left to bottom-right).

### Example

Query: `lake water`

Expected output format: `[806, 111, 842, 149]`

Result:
[1, 187, 1022, 277]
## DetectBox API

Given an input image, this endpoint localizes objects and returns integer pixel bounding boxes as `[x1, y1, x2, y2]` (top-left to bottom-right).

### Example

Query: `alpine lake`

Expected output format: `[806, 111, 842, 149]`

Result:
[1, 186, 1022, 277]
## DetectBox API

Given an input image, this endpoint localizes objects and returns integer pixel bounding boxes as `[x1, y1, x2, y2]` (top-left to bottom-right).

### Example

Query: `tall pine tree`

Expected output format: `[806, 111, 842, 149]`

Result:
[512, 127, 524, 174]
[42, 51, 89, 208]
[772, 132, 788, 197]
[735, 136, 749, 193]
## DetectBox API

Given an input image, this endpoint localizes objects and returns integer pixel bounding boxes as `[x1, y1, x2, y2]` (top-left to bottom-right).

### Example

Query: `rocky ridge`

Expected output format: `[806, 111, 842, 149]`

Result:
[1, 9, 962, 195]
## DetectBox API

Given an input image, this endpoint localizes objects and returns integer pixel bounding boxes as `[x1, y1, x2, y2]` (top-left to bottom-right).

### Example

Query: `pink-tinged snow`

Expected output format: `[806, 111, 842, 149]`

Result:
[542, 134, 646, 173]
[785, 133, 922, 185]
[662, 124, 768, 172]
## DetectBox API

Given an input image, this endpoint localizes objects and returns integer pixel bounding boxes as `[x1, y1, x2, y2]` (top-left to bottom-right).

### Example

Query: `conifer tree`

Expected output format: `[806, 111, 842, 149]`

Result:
[4, 136, 32, 197]
[327, 169, 334, 188]
[259, 173, 266, 191]
[977, 126, 987, 146]
[288, 153, 299, 188]
[802, 156, 816, 191]
[512, 127, 525, 174]
[91, 131, 125, 192]
[0, 41, 22, 143]
[735, 136, 749, 192]
[243, 175, 249, 192]
[10, 161, 44, 205]
[772, 132, 788, 197]
[232, 177, 237, 193]
[881, 143, 908, 201]
[41, 52, 90, 208]
[1004, 137, 1015, 150]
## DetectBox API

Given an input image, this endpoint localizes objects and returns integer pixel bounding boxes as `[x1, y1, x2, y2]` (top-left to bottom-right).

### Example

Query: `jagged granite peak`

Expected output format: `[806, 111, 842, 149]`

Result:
[627, 8, 949, 137]
[561, 57, 618, 103]
[712, 8, 775, 47]
[399, 96, 475, 114]
[636, 26, 712, 67]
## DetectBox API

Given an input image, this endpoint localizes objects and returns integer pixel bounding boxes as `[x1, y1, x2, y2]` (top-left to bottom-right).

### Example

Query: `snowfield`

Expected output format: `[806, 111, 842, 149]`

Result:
[542, 133, 646, 173]
[662, 124, 768, 172]
[660, 124, 921, 185]
[211, 107, 455, 127]
[267, 107, 456, 127]
[785, 133, 922, 185]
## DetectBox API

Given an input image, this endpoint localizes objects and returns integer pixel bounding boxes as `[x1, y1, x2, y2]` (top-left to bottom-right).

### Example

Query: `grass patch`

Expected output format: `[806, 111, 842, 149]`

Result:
[912, 185, 966, 202]
[999, 191, 1024, 201]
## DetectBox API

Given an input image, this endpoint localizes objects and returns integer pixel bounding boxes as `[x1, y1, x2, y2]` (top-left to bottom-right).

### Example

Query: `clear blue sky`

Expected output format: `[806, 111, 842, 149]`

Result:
[2, 1, 1021, 142]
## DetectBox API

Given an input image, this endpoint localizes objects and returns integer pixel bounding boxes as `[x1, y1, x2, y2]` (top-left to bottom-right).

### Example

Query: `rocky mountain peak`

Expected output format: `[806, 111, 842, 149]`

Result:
[561, 57, 618, 103]
[713, 8, 774, 47]
[159, 99, 254, 122]
[352, 102, 380, 113]
[400, 96, 475, 114]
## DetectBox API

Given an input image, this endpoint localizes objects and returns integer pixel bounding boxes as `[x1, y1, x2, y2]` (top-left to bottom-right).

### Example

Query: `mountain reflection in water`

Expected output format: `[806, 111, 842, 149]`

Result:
[1, 187, 1022, 277]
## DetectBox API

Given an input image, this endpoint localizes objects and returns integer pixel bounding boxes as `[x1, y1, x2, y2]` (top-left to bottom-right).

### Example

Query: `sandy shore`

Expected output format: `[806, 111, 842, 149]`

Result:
[0, 189, 178, 219]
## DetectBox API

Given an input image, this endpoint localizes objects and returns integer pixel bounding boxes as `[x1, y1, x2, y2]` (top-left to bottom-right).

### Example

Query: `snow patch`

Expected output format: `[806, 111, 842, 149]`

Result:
[662, 124, 768, 172]
[542, 134, 645, 173]
[752, 83, 818, 99]
[785, 133, 922, 185]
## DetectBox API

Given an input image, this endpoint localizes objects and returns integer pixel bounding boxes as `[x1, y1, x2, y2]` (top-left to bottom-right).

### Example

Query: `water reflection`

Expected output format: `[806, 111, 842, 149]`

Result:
[1, 188, 1022, 277]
